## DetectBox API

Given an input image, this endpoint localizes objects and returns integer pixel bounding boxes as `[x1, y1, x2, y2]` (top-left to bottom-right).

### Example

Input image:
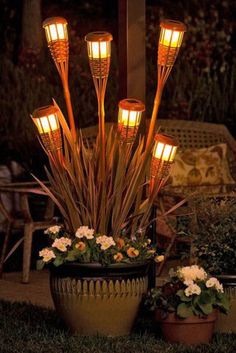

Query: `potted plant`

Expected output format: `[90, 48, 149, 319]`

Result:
[38, 225, 161, 335]
[30, 16, 187, 336]
[193, 196, 236, 332]
[145, 265, 230, 345]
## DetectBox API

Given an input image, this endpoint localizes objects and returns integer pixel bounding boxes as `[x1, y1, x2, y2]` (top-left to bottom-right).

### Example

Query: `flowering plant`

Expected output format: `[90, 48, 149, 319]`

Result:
[32, 17, 186, 271]
[145, 265, 230, 318]
[38, 225, 164, 268]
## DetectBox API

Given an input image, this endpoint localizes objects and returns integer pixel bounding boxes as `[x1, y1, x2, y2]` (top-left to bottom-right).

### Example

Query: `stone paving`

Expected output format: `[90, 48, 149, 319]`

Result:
[0, 270, 54, 308]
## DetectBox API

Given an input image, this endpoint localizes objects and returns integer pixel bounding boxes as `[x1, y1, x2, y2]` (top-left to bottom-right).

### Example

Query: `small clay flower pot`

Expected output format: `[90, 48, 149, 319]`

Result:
[155, 310, 217, 345]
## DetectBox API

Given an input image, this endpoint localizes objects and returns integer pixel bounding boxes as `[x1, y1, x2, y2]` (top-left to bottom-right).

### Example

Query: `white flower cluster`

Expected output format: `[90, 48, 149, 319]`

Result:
[44, 225, 61, 235]
[96, 235, 115, 250]
[185, 283, 201, 297]
[178, 265, 207, 283]
[206, 277, 224, 293]
[52, 237, 72, 252]
[39, 248, 56, 262]
[75, 226, 94, 239]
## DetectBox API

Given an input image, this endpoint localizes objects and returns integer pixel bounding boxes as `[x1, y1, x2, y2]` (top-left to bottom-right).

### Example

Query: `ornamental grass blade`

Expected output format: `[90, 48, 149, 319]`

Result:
[52, 98, 74, 147]
[32, 174, 70, 225]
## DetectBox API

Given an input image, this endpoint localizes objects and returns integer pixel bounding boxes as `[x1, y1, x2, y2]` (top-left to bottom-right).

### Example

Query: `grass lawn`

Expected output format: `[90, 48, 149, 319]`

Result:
[0, 300, 236, 353]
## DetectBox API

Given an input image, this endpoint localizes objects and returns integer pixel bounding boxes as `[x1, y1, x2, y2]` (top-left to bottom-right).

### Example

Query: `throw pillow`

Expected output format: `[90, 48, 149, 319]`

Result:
[169, 143, 235, 186]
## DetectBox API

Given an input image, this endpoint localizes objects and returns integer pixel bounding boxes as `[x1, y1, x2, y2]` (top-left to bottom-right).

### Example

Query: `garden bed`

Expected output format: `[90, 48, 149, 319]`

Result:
[0, 300, 235, 353]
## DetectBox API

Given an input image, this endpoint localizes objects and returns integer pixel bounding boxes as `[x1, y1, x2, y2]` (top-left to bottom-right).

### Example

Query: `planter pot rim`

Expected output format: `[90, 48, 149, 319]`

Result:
[156, 310, 217, 324]
[50, 260, 150, 279]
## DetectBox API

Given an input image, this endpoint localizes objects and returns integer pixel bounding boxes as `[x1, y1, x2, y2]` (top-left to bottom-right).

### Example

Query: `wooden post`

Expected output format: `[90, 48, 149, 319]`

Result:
[118, 0, 146, 103]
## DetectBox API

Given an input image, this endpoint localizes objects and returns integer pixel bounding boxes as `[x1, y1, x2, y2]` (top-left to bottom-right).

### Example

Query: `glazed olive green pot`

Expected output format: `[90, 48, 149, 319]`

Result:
[214, 275, 236, 333]
[50, 262, 149, 336]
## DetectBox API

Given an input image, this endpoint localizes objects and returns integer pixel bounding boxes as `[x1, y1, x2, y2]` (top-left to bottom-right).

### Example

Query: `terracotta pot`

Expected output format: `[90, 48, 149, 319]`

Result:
[50, 262, 149, 336]
[215, 274, 236, 333]
[156, 310, 217, 345]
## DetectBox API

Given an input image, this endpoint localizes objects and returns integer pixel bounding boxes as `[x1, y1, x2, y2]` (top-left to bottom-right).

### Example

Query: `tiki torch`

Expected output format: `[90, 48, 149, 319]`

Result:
[150, 133, 178, 191]
[43, 17, 76, 140]
[146, 20, 186, 149]
[118, 98, 145, 143]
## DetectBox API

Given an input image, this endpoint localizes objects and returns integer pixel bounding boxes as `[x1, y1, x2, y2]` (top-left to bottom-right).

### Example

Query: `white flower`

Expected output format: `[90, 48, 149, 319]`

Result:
[52, 237, 72, 252]
[206, 277, 224, 293]
[96, 235, 115, 250]
[185, 283, 201, 297]
[178, 265, 207, 283]
[39, 248, 56, 262]
[184, 279, 194, 287]
[75, 226, 94, 239]
[44, 225, 61, 235]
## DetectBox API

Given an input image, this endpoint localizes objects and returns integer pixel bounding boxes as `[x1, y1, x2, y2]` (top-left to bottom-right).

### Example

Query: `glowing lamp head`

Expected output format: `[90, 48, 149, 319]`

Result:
[159, 20, 186, 48]
[118, 99, 145, 127]
[85, 31, 113, 59]
[85, 32, 113, 78]
[32, 105, 62, 151]
[152, 133, 178, 162]
[158, 19, 186, 66]
[43, 17, 68, 43]
[150, 133, 178, 191]
[42, 17, 69, 65]
[118, 98, 145, 142]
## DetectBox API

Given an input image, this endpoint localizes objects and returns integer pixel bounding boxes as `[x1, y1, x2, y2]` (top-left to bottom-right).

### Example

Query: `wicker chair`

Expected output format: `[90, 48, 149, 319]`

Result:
[83, 119, 236, 177]
[82, 119, 236, 186]
[80, 121, 236, 259]
[156, 119, 236, 181]
[155, 119, 236, 257]
[0, 182, 55, 283]
[81, 123, 114, 147]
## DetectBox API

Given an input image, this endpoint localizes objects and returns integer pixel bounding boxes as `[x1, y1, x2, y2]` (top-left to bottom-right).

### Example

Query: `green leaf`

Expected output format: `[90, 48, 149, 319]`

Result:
[36, 260, 45, 270]
[177, 289, 191, 302]
[65, 249, 80, 262]
[198, 291, 212, 304]
[53, 257, 64, 267]
[177, 303, 193, 318]
[197, 303, 213, 315]
[215, 293, 230, 313]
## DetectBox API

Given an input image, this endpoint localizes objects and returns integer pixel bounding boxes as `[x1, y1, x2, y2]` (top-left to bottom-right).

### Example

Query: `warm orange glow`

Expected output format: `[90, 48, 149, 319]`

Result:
[32, 106, 60, 134]
[152, 134, 178, 162]
[153, 142, 177, 161]
[43, 17, 68, 43]
[119, 109, 141, 127]
[160, 29, 182, 48]
[88, 41, 110, 59]
[32, 105, 62, 152]
[85, 32, 113, 60]
[118, 99, 145, 128]
[159, 20, 186, 48]
[35, 114, 59, 134]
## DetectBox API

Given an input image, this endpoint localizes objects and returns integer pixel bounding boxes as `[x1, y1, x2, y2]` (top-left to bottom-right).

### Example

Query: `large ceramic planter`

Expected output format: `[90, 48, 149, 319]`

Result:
[155, 310, 217, 345]
[50, 262, 149, 336]
[215, 274, 236, 333]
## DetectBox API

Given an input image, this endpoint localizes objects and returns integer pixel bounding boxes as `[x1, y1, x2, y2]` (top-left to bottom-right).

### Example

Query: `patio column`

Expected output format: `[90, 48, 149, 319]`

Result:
[118, 0, 146, 103]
